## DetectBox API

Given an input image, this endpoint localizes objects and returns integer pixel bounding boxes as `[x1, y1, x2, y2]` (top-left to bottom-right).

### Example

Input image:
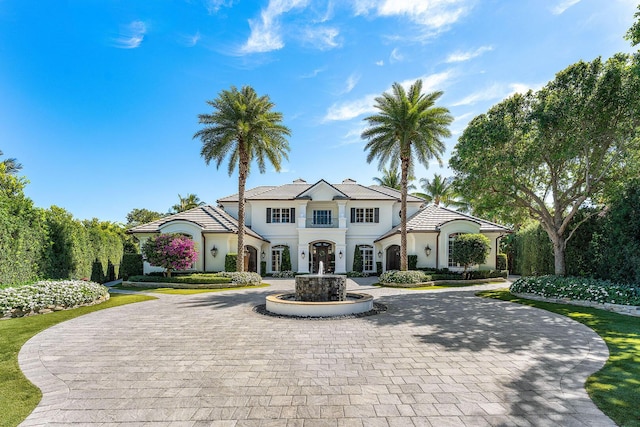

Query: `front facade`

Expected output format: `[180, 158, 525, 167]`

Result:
[129, 178, 511, 275]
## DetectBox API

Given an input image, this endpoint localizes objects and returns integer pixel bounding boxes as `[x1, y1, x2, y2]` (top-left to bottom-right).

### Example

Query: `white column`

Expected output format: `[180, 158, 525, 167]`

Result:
[297, 201, 308, 229]
[337, 201, 347, 228]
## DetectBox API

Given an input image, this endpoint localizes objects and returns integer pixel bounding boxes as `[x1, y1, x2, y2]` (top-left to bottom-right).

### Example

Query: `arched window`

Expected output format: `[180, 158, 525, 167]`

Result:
[448, 233, 461, 268]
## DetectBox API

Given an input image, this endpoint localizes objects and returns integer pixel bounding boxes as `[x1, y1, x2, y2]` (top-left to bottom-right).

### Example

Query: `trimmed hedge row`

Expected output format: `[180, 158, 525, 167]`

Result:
[128, 274, 232, 285]
[380, 269, 507, 285]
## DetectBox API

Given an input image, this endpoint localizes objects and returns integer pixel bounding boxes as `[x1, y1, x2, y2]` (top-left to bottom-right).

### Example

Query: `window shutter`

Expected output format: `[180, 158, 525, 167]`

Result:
[291, 208, 295, 224]
[266, 208, 271, 223]
[350, 208, 355, 223]
[374, 208, 380, 223]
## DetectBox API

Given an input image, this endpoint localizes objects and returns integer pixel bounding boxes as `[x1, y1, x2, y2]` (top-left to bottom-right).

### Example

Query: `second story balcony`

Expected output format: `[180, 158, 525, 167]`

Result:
[305, 218, 338, 228]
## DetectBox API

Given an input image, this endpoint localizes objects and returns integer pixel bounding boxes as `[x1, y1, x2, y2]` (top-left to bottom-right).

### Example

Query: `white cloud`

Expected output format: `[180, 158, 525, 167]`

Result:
[445, 45, 493, 63]
[300, 67, 327, 79]
[375, 60, 384, 66]
[390, 47, 403, 63]
[324, 71, 453, 122]
[240, 0, 309, 53]
[301, 26, 341, 50]
[451, 81, 543, 107]
[551, 0, 581, 15]
[342, 73, 361, 94]
[112, 21, 147, 49]
[183, 31, 201, 47]
[205, 0, 235, 14]
[354, 0, 472, 29]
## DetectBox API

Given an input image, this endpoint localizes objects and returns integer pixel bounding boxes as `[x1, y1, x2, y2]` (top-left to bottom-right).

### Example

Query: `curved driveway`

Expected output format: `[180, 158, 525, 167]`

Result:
[19, 279, 613, 426]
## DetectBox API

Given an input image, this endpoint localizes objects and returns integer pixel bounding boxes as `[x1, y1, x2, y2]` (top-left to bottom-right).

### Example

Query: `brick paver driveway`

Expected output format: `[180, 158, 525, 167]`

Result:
[19, 279, 613, 426]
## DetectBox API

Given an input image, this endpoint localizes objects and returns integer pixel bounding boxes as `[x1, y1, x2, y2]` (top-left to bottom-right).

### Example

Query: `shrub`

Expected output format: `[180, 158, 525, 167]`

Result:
[128, 274, 232, 285]
[0, 280, 109, 318]
[496, 253, 508, 271]
[281, 246, 292, 271]
[260, 261, 267, 276]
[215, 272, 262, 285]
[451, 234, 491, 274]
[141, 234, 198, 277]
[376, 262, 382, 276]
[408, 255, 418, 270]
[225, 253, 237, 272]
[346, 271, 369, 278]
[510, 275, 640, 306]
[120, 253, 143, 280]
[353, 245, 363, 272]
[465, 270, 507, 280]
[272, 270, 295, 278]
[379, 270, 428, 284]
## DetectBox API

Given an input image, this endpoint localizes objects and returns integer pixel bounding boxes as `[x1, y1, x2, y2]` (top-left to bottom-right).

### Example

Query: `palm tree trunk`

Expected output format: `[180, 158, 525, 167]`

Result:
[236, 149, 249, 272]
[400, 156, 409, 271]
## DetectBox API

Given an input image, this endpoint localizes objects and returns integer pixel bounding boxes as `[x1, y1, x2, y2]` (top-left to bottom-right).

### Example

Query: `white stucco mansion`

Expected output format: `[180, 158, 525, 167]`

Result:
[129, 178, 511, 275]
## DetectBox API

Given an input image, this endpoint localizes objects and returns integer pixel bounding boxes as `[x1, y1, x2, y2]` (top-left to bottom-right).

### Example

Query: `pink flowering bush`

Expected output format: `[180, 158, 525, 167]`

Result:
[142, 234, 198, 277]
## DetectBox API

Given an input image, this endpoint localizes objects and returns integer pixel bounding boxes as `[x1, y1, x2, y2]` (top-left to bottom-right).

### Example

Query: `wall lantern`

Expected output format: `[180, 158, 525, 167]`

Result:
[339, 250, 343, 259]
[210, 245, 218, 258]
[377, 250, 382, 259]
[261, 250, 265, 259]
[424, 245, 432, 257]
[301, 250, 305, 259]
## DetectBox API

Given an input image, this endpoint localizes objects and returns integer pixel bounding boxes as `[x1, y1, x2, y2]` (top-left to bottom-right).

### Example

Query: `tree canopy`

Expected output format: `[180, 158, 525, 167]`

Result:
[450, 54, 640, 275]
[362, 79, 452, 271]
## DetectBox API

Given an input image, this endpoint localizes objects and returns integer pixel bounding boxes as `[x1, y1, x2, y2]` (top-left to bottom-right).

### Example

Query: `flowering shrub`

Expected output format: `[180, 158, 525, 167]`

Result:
[379, 270, 428, 284]
[142, 234, 198, 277]
[1, 280, 109, 318]
[271, 270, 295, 278]
[215, 272, 262, 285]
[510, 275, 640, 306]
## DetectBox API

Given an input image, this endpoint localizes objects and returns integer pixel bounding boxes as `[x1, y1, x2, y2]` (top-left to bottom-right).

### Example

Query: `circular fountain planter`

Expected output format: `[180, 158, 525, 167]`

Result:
[265, 292, 374, 317]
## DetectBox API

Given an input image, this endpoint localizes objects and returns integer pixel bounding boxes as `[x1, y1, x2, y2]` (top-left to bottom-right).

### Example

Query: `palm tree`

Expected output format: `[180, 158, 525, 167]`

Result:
[171, 193, 205, 213]
[362, 80, 453, 271]
[0, 150, 22, 175]
[194, 85, 291, 272]
[414, 174, 454, 206]
[372, 167, 416, 191]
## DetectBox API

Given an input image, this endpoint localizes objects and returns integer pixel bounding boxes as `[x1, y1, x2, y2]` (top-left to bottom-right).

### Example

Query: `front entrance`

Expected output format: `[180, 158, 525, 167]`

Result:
[311, 241, 334, 274]
[386, 245, 400, 271]
[244, 246, 258, 273]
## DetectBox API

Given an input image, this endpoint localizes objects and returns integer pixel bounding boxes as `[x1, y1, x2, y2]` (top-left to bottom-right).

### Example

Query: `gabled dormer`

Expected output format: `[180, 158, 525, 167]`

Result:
[295, 179, 350, 201]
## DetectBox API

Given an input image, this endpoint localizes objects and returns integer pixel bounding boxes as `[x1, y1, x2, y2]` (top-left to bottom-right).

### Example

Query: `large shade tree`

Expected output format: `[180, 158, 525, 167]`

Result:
[362, 80, 453, 271]
[450, 54, 640, 276]
[194, 85, 290, 272]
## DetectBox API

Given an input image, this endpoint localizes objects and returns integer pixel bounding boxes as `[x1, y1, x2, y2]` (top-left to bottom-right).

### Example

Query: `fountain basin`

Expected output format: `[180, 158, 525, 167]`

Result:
[295, 274, 346, 301]
[266, 292, 374, 317]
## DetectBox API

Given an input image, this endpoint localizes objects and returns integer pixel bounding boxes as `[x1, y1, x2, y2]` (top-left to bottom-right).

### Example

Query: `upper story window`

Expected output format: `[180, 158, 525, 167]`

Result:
[350, 207, 380, 223]
[266, 208, 295, 224]
[313, 210, 332, 225]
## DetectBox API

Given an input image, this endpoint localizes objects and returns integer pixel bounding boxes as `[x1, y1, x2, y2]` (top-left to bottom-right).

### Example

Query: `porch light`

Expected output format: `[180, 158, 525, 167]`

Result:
[339, 250, 343, 259]
[301, 250, 305, 259]
[424, 245, 432, 257]
[210, 245, 218, 257]
[378, 250, 382, 258]
[261, 250, 265, 259]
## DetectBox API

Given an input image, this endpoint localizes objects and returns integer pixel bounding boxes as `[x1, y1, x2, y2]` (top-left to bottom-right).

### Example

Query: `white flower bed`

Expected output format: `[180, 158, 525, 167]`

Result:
[271, 270, 295, 278]
[215, 272, 263, 285]
[1, 280, 110, 318]
[379, 270, 428, 285]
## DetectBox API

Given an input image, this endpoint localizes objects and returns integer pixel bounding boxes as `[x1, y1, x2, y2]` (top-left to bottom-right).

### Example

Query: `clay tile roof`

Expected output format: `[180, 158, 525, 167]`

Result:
[127, 205, 268, 242]
[375, 204, 511, 242]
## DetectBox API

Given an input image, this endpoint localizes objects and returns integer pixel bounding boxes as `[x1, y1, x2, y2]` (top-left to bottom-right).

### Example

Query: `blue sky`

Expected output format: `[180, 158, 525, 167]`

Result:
[1, 0, 636, 223]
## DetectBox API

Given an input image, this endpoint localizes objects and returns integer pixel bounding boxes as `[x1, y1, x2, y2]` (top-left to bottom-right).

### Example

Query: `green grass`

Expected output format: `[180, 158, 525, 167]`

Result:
[112, 283, 270, 294]
[478, 289, 640, 427]
[0, 292, 156, 427]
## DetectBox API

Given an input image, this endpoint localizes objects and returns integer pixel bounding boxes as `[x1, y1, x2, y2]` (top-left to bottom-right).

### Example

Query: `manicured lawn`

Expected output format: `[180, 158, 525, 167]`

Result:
[0, 292, 156, 427]
[112, 283, 270, 294]
[478, 289, 640, 427]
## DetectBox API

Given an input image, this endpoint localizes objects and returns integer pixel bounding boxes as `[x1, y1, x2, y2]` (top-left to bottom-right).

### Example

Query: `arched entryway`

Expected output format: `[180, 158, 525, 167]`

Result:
[310, 241, 334, 274]
[244, 246, 258, 273]
[386, 245, 400, 271]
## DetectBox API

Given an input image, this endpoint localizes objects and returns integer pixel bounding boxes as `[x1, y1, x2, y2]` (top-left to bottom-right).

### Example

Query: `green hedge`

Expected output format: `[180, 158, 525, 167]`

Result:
[496, 253, 507, 271]
[128, 274, 232, 285]
[225, 253, 237, 272]
[120, 254, 143, 280]
[408, 255, 418, 270]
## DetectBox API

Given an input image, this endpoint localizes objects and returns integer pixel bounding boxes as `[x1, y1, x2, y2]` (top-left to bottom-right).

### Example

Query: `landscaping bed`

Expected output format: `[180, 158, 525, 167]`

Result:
[378, 269, 507, 287]
[125, 272, 263, 289]
[0, 280, 110, 319]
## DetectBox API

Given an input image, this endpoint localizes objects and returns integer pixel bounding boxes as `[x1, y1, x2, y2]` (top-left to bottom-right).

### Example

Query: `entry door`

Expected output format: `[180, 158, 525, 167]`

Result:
[313, 242, 332, 273]
[386, 245, 400, 271]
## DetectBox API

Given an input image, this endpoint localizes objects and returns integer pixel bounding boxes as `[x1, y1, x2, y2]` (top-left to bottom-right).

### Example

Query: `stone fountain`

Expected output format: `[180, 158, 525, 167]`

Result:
[265, 262, 375, 317]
